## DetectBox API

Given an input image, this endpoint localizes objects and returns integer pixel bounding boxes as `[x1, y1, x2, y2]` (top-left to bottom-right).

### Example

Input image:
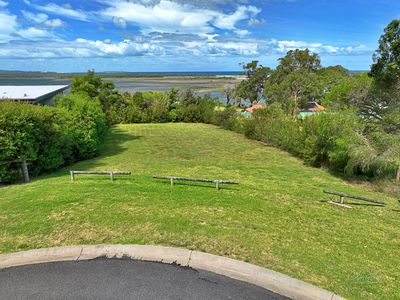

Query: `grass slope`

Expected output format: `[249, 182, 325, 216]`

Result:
[1, 123, 399, 299]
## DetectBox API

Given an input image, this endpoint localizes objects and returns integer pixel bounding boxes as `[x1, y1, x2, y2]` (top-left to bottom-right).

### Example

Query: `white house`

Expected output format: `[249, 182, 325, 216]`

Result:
[0, 85, 69, 105]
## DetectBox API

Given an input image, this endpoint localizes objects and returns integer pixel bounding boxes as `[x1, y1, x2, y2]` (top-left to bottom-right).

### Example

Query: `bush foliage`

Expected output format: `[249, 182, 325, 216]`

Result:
[0, 93, 106, 183]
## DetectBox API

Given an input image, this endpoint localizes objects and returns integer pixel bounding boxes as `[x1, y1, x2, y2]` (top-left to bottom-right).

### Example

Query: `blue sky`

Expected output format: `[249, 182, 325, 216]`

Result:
[0, 0, 399, 72]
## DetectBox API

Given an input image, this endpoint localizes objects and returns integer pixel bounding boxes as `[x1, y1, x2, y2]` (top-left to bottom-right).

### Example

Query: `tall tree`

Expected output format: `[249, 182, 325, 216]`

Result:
[370, 19, 400, 88]
[71, 70, 123, 125]
[368, 20, 400, 130]
[235, 61, 271, 104]
[275, 49, 321, 79]
[264, 49, 322, 116]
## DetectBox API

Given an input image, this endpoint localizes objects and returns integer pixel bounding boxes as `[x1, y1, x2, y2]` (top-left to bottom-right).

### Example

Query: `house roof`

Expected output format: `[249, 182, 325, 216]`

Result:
[304, 101, 326, 112]
[0, 85, 69, 101]
[246, 103, 266, 113]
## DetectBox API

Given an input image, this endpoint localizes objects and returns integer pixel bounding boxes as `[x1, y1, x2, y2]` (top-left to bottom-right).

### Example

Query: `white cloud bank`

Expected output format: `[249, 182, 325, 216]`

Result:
[269, 39, 368, 55]
[0, 38, 164, 59]
[101, 0, 260, 34]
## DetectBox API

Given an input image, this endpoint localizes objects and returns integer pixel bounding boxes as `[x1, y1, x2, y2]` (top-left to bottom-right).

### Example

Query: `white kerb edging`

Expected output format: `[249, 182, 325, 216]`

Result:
[0, 245, 345, 300]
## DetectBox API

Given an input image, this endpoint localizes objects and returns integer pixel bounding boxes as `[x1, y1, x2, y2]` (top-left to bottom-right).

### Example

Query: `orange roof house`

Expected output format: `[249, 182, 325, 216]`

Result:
[297, 101, 326, 120]
[246, 103, 266, 113]
[303, 101, 326, 112]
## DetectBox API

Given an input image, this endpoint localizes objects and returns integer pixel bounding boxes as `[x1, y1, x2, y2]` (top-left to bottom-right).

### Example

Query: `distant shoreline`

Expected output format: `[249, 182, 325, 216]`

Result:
[0, 71, 245, 79]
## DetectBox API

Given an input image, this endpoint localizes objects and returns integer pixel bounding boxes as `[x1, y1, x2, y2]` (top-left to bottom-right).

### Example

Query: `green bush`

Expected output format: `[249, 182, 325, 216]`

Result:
[0, 102, 72, 182]
[300, 111, 360, 170]
[118, 89, 217, 124]
[0, 93, 106, 183]
[214, 107, 243, 132]
[177, 93, 217, 123]
[56, 92, 106, 160]
[237, 105, 390, 177]
[243, 103, 302, 154]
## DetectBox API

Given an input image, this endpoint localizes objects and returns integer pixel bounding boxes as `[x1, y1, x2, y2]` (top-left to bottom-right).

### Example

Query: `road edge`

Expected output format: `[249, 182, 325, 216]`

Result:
[0, 245, 345, 300]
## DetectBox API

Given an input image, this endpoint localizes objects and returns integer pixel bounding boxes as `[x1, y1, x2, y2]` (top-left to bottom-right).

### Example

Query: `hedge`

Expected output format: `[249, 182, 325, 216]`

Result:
[0, 93, 106, 183]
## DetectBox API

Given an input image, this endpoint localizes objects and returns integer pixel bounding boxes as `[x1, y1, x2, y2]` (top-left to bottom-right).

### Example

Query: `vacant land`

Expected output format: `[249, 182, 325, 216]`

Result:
[0, 124, 399, 299]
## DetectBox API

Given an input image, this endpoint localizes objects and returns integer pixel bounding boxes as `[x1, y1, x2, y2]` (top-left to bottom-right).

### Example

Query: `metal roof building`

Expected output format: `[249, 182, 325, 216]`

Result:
[0, 85, 69, 105]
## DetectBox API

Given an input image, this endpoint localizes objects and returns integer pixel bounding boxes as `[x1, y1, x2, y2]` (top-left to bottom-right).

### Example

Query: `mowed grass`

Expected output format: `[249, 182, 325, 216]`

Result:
[1, 123, 399, 299]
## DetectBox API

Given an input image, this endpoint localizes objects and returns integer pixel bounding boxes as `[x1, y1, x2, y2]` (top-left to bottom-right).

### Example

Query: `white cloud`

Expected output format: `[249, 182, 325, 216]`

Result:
[75, 38, 164, 56]
[0, 10, 54, 42]
[22, 10, 65, 28]
[24, 0, 88, 21]
[101, 0, 260, 35]
[234, 29, 250, 36]
[43, 18, 64, 28]
[0, 11, 18, 41]
[214, 5, 260, 30]
[0, 1, 8, 7]
[269, 39, 369, 55]
[22, 10, 49, 23]
[0, 38, 163, 59]
[17, 27, 51, 39]
[248, 17, 265, 26]
[182, 40, 258, 56]
[112, 17, 127, 28]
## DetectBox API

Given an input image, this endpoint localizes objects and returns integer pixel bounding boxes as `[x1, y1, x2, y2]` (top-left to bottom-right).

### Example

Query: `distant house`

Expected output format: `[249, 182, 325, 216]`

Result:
[246, 103, 266, 113]
[0, 85, 69, 105]
[242, 103, 267, 118]
[297, 101, 326, 119]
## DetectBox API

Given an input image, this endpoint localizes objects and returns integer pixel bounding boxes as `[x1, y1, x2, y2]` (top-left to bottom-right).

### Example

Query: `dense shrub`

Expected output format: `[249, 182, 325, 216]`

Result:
[214, 107, 245, 133]
[345, 125, 400, 177]
[0, 93, 106, 183]
[56, 93, 106, 159]
[299, 111, 361, 171]
[70, 70, 123, 126]
[0, 102, 72, 182]
[177, 93, 217, 123]
[217, 103, 398, 178]
[119, 89, 217, 124]
[243, 104, 302, 154]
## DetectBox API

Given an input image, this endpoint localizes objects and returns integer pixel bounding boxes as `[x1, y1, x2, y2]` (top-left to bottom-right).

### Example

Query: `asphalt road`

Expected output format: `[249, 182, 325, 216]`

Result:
[0, 258, 290, 300]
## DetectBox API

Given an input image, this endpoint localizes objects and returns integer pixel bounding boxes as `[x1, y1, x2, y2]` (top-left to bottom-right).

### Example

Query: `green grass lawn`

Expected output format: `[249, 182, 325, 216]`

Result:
[1, 123, 399, 299]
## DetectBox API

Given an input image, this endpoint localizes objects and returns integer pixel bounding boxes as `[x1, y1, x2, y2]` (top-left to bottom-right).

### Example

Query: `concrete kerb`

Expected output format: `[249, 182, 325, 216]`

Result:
[0, 245, 345, 300]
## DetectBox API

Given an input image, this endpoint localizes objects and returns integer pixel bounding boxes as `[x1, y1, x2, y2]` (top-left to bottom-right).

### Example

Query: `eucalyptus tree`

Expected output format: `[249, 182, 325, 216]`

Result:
[235, 60, 271, 104]
[264, 49, 322, 116]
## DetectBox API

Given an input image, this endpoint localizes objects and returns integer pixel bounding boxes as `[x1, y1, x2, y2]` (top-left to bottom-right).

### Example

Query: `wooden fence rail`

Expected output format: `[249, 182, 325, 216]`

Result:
[323, 189, 386, 207]
[153, 176, 239, 190]
[70, 171, 131, 182]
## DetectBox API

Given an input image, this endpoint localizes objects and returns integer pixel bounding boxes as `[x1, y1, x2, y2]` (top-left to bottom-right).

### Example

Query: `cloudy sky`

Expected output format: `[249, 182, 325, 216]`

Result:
[0, 0, 399, 72]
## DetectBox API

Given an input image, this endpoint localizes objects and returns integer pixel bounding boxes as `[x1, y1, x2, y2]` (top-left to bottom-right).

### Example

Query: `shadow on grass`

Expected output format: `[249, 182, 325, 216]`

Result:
[320, 199, 385, 207]
[29, 127, 141, 183]
[70, 175, 134, 183]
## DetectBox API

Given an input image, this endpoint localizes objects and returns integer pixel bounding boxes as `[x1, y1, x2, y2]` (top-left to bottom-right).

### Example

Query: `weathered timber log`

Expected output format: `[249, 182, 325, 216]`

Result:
[323, 190, 385, 205]
[153, 176, 239, 190]
[70, 171, 131, 182]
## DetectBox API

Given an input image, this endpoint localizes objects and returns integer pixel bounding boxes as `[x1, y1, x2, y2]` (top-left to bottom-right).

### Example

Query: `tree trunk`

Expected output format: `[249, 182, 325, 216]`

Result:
[292, 93, 298, 118]
[21, 160, 30, 183]
[396, 165, 400, 184]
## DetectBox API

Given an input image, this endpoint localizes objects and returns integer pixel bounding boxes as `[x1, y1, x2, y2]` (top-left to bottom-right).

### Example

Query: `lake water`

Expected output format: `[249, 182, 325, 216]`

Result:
[0, 77, 227, 102]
